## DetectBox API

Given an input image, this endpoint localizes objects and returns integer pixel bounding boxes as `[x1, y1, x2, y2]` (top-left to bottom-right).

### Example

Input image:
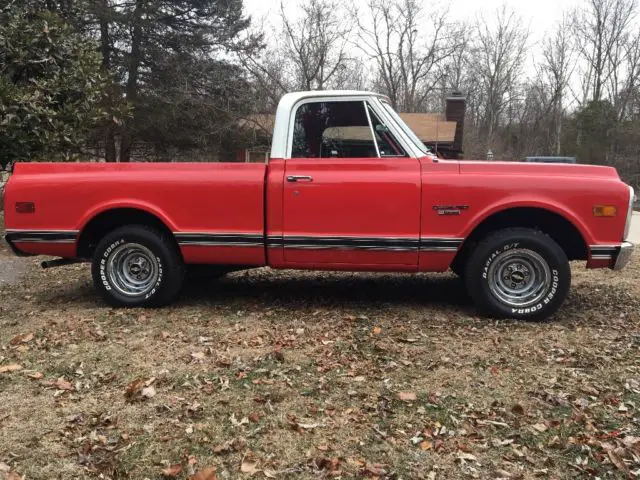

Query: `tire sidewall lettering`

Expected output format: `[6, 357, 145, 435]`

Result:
[144, 256, 163, 300]
[482, 242, 519, 280]
[510, 268, 559, 315]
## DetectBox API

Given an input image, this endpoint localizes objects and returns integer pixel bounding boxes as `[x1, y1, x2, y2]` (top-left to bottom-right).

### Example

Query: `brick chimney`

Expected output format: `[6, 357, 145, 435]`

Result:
[445, 91, 466, 158]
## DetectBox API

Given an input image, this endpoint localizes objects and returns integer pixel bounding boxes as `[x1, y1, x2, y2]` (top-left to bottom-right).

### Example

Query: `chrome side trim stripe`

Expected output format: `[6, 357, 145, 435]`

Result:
[420, 238, 464, 252]
[5, 230, 78, 243]
[174, 233, 263, 247]
[589, 245, 619, 254]
[174, 233, 463, 252]
[5, 229, 463, 252]
[268, 235, 420, 251]
[589, 245, 620, 260]
[267, 235, 462, 252]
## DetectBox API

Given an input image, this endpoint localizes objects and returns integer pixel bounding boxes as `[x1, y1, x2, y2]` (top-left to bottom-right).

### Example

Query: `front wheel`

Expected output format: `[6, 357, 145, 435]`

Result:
[91, 225, 185, 307]
[465, 228, 570, 321]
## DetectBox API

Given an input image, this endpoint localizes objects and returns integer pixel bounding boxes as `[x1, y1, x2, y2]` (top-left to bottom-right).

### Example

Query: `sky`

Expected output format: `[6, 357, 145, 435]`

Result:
[244, 0, 584, 73]
[244, 0, 583, 40]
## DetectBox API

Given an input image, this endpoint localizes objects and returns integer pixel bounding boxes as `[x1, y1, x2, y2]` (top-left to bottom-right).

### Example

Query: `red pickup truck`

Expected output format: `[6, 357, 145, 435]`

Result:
[3, 91, 635, 320]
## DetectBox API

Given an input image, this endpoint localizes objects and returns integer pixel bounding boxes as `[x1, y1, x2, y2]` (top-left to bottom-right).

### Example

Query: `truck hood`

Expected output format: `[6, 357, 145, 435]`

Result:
[458, 160, 621, 180]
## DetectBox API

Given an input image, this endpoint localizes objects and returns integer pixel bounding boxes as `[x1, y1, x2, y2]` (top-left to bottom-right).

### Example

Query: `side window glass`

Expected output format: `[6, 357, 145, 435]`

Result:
[367, 104, 407, 157]
[291, 101, 378, 158]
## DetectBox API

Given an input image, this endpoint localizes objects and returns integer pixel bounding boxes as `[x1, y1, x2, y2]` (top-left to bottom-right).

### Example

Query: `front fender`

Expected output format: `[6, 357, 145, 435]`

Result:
[461, 196, 595, 246]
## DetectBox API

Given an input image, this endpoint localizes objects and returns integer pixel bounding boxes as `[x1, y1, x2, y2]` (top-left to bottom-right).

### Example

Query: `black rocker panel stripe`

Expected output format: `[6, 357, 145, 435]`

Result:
[5, 231, 77, 243]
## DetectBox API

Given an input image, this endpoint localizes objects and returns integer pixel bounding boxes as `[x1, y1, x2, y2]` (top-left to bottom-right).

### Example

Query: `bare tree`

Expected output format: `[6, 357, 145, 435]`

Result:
[539, 15, 576, 154]
[615, 31, 640, 121]
[572, 0, 637, 104]
[356, 0, 463, 112]
[471, 7, 528, 150]
[280, 0, 353, 91]
[241, 0, 356, 111]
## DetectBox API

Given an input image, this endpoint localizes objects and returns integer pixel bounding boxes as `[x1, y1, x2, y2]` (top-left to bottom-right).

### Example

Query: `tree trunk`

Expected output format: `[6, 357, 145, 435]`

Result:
[98, 0, 117, 162]
[120, 0, 144, 163]
[555, 96, 562, 156]
[105, 128, 117, 162]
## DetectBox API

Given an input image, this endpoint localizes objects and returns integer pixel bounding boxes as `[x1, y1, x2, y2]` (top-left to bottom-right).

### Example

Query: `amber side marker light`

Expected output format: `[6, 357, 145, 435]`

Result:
[15, 202, 35, 214]
[593, 205, 617, 217]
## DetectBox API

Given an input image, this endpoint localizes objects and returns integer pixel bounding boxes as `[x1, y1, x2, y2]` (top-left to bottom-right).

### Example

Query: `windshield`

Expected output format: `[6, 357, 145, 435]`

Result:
[380, 100, 430, 155]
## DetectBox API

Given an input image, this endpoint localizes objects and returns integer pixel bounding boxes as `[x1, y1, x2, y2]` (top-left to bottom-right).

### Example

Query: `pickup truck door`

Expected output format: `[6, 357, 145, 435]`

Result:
[280, 100, 421, 268]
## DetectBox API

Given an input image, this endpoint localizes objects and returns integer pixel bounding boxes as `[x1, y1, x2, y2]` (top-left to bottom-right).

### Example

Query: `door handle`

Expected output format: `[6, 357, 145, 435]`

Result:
[287, 175, 313, 183]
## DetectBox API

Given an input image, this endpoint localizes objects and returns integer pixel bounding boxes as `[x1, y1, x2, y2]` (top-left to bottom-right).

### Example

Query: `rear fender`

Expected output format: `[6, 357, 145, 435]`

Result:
[77, 200, 178, 234]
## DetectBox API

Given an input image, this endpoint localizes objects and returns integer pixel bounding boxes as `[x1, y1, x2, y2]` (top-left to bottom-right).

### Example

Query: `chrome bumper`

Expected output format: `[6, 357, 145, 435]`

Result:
[613, 241, 634, 270]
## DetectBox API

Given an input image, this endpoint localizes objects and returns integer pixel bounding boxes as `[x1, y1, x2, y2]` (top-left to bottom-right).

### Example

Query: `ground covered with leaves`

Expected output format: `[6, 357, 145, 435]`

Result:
[1, 215, 639, 479]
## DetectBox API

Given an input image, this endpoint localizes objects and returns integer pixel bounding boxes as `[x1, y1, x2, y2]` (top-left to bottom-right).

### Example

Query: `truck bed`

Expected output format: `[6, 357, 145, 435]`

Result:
[4, 162, 268, 265]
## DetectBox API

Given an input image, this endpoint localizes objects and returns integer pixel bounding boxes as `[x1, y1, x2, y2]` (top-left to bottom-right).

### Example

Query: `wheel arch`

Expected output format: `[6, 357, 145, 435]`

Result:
[77, 205, 179, 259]
[455, 205, 590, 265]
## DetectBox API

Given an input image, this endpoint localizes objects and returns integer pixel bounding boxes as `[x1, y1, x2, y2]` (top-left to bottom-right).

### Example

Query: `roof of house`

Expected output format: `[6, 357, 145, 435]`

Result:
[239, 112, 457, 144]
[400, 113, 457, 144]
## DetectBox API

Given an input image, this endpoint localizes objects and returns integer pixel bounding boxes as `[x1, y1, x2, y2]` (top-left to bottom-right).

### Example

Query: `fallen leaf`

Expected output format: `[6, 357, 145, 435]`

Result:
[240, 459, 261, 476]
[398, 391, 417, 402]
[125, 378, 155, 402]
[213, 437, 246, 454]
[494, 469, 512, 478]
[607, 449, 630, 474]
[420, 440, 433, 450]
[0, 364, 22, 374]
[191, 351, 206, 362]
[27, 372, 44, 380]
[248, 412, 262, 423]
[362, 462, 386, 476]
[141, 385, 156, 399]
[532, 423, 548, 433]
[457, 452, 477, 462]
[190, 467, 217, 480]
[125, 379, 143, 398]
[10, 333, 34, 345]
[230, 413, 249, 427]
[273, 348, 285, 362]
[0, 462, 10, 472]
[55, 377, 74, 391]
[372, 326, 382, 335]
[162, 463, 184, 477]
[297, 422, 322, 430]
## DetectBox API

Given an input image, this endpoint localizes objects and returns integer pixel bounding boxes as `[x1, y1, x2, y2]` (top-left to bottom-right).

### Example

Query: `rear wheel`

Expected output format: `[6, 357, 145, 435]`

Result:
[91, 225, 184, 307]
[464, 228, 570, 321]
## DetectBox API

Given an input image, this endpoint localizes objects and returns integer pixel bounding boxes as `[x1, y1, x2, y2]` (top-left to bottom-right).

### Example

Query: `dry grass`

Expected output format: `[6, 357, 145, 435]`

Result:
[1, 213, 639, 479]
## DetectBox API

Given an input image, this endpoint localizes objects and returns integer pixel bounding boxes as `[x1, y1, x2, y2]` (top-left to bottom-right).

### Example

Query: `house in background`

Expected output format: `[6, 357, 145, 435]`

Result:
[235, 92, 466, 162]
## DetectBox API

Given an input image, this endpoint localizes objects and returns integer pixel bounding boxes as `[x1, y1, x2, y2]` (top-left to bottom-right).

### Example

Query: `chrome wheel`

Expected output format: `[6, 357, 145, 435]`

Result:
[487, 249, 551, 308]
[106, 243, 159, 297]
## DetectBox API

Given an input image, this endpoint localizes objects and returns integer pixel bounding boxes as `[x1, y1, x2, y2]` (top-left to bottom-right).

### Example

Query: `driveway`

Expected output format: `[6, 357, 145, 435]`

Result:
[629, 211, 640, 244]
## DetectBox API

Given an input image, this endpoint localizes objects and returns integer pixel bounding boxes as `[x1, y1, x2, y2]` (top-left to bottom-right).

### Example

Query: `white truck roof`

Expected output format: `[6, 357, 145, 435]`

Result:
[270, 90, 390, 159]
